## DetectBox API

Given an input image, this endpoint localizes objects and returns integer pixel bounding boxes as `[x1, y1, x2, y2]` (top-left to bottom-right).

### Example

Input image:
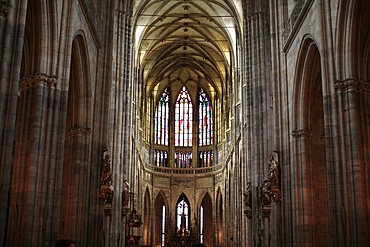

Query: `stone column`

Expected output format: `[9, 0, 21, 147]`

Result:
[291, 129, 314, 246]
[0, 1, 27, 245]
[7, 74, 66, 246]
[99, 154, 115, 247]
[109, 2, 135, 245]
[243, 2, 274, 245]
[59, 126, 92, 246]
[334, 79, 370, 246]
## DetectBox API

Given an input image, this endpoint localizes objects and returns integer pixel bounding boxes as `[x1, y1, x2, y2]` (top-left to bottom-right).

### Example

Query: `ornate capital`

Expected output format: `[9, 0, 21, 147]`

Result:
[292, 129, 313, 139]
[68, 126, 92, 137]
[20, 74, 58, 90]
[122, 206, 130, 216]
[0, 1, 9, 18]
[335, 79, 370, 94]
[262, 206, 271, 218]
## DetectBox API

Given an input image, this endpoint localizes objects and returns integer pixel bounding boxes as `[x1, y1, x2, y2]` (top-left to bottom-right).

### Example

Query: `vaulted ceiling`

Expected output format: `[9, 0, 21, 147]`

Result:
[133, 0, 242, 100]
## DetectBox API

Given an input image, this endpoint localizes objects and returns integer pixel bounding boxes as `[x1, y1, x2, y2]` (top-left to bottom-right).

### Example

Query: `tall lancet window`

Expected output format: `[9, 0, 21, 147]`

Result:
[199, 88, 213, 146]
[161, 205, 166, 247]
[154, 88, 170, 167]
[155, 88, 170, 145]
[175, 86, 193, 147]
[176, 197, 189, 234]
[198, 88, 213, 167]
[153, 86, 215, 168]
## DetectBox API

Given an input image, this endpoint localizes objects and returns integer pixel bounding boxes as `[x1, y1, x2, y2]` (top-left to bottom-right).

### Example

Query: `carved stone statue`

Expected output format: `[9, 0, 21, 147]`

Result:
[123, 180, 131, 208]
[100, 154, 113, 187]
[243, 182, 252, 218]
[99, 154, 114, 208]
[243, 182, 251, 208]
[268, 154, 280, 190]
[261, 180, 272, 207]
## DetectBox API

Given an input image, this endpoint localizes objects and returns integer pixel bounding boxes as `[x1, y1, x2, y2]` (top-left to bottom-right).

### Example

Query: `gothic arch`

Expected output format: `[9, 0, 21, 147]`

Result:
[336, 0, 370, 79]
[292, 36, 329, 246]
[200, 192, 213, 246]
[331, 3, 370, 245]
[215, 188, 223, 246]
[22, 0, 41, 75]
[154, 190, 169, 246]
[293, 35, 322, 128]
[68, 32, 92, 126]
[364, 33, 370, 81]
[59, 33, 92, 245]
[143, 188, 151, 245]
[22, 0, 58, 74]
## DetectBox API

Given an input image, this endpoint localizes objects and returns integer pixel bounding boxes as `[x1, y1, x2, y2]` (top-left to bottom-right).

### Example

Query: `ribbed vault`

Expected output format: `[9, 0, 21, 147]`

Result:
[133, 0, 241, 100]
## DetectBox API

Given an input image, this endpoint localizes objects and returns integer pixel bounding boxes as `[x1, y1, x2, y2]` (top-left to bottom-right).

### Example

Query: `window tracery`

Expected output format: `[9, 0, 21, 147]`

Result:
[153, 86, 214, 168]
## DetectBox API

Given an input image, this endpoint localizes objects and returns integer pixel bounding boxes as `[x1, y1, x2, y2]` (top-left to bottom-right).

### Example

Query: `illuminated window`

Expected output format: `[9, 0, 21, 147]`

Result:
[175, 86, 193, 147]
[153, 86, 215, 168]
[200, 206, 204, 243]
[146, 96, 152, 142]
[174, 152, 192, 168]
[161, 205, 166, 247]
[154, 150, 168, 167]
[199, 88, 213, 146]
[176, 197, 189, 234]
[155, 88, 169, 145]
[199, 151, 213, 167]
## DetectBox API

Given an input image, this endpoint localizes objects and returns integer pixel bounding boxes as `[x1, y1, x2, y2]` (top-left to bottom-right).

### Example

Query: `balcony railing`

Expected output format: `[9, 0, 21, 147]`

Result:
[143, 163, 224, 177]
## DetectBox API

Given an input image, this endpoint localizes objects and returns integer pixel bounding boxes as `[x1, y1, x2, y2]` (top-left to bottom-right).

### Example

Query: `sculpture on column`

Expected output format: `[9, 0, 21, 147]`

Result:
[122, 180, 131, 216]
[268, 154, 281, 201]
[243, 182, 252, 218]
[261, 180, 272, 217]
[99, 154, 114, 211]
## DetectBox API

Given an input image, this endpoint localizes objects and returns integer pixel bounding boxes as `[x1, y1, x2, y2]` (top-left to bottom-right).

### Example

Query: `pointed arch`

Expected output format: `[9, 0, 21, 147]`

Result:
[155, 190, 168, 246]
[200, 192, 213, 246]
[59, 32, 92, 245]
[143, 188, 151, 246]
[292, 36, 329, 246]
[174, 86, 193, 147]
[68, 32, 92, 127]
[175, 193, 191, 234]
[215, 188, 223, 246]
[22, 0, 59, 74]
[364, 33, 370, 80]
[336, 0, 370, 79]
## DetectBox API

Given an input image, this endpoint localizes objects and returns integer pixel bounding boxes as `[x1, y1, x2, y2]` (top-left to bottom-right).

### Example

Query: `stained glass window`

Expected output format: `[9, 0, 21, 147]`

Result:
[174, 152, 192, 168]
[177, 198, 189, 233]
[154, 150, 168, 167]
[155, 88, 170, 145]
[146, 96, 152, 142]
[199, 151, 213, 167]
[153, 86, 216, 168]
[199, 88, 213, 146]
[175, 86, 193, 147]
[216, 97, 221, 143]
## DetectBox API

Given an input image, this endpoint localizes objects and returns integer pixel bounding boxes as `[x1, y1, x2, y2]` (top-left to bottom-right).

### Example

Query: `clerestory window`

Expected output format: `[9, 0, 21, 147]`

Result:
[154, 86, 214, 168]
